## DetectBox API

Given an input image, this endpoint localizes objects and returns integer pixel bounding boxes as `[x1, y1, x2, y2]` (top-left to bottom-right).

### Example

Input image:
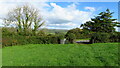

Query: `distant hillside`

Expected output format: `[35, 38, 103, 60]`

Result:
[39, 28, 68, 34]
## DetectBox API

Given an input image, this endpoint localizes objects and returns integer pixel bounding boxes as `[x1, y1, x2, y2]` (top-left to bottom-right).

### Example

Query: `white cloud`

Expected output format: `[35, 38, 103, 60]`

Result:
[0, 1, 95, 29]
[0, 19, 4, 27]
[0, 3, 18, 18]
[0, 0, 48, 2]
[0, 1, 49, 27]
[0, 0, 49, 17]
[85, 7, 95, 11]
[41, 3, 94, 29]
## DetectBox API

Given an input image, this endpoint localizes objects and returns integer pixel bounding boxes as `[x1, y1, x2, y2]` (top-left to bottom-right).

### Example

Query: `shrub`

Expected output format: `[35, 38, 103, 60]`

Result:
[90, 32, 110, 43]
[65, 28, 91, 39]
[37, 30, 46, 36]
[2, 37, 13, 47]
[2, 27, 17, 36]
[2, 34, 64, 47]
[56, 34, 65, 44]
[65, 33, 76, 44]
[109, 32, 120, 42]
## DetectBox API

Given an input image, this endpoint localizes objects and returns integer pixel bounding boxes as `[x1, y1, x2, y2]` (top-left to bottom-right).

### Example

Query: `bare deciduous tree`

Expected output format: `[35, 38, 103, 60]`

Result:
[4, 5, 45, 35]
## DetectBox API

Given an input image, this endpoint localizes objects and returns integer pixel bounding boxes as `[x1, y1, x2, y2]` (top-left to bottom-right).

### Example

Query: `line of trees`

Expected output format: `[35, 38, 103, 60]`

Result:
[2, 5, 120, 46]
[3, 5, 120, 36]
[65, 9, 120, 43]
[2, 5, 67, 47]
[80, 9, 120, 43]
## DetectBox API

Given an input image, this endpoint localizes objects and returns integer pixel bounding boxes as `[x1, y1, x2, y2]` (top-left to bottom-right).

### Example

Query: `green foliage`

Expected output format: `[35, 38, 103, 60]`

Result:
[80, 9, 120, 33]
[37, 30, 46, 36]
[90, 32, 110, 43]
[2, 27, 66, 47]
[2, 43, 118, 66]
[90, 32, 120, 43]
[2, 34, 64, 47]
[65, 33, 76, 44]
[109, 32, 120, 42]
[2, 27, 17, 36]
[65, 28, 91, 39]
[67, 33, 76, 40]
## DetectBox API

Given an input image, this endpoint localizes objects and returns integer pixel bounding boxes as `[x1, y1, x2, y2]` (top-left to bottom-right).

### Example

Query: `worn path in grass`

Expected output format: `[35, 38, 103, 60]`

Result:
[2, 43, 118, 66]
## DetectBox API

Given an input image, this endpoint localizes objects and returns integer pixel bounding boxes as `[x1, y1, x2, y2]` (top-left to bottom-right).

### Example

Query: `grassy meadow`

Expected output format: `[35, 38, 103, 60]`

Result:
[1, 2, 120, 67]
[2, 43, 118, 66]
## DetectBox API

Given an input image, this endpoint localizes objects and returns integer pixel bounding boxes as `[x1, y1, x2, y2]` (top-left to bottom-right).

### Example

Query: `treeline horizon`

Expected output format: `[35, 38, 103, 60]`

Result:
[1, 4, 120, 47]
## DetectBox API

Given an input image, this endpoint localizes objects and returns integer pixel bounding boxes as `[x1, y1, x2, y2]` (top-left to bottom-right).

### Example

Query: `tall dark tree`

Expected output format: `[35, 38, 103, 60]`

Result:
[80, 9, 120, 33]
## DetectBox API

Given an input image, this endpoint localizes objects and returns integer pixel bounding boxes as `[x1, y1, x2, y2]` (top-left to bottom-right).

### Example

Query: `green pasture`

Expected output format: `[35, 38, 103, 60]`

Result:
[2, 43, 118, 66]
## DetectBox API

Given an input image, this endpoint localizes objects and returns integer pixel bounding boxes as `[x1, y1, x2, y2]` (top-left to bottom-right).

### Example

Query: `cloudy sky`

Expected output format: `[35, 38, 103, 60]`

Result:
[0, 0, 118, 30]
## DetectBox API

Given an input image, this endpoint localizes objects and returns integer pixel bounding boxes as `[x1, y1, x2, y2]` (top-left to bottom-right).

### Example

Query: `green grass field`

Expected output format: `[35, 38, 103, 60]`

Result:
[2, 43, 118, 66]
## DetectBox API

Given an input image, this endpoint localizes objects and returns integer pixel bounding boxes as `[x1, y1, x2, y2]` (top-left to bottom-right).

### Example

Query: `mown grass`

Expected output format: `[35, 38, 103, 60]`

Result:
[2, 43, 118, 66]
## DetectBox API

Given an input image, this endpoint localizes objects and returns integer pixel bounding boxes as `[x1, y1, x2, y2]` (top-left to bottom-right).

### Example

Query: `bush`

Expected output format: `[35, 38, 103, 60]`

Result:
[90, 32, 110, 43]
[2, 34, 64, 47]
[65, 28, 91, 39]
[2, 27, 17, 36]
[2, 37, 14, 47]
[90, 32, 120, 43]
[65, 33, 76, 44]
[109, 32, 120, 42]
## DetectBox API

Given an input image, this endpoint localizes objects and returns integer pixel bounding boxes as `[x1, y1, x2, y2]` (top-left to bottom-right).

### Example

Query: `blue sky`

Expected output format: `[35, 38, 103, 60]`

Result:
[51, 2, 118, 19]
[0, 1, 119, 31]
[45, 2, 118, 29]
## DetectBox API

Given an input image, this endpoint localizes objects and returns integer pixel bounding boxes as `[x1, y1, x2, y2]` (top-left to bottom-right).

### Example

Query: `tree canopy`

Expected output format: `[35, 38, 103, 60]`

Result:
[80, 9, 120, 33]
[4, 5, 45, 35]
